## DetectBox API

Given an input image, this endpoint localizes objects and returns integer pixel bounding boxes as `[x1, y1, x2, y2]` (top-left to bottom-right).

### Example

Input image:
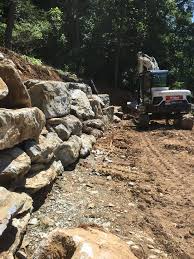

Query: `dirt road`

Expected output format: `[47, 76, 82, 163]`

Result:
[25, 120, 194, 258]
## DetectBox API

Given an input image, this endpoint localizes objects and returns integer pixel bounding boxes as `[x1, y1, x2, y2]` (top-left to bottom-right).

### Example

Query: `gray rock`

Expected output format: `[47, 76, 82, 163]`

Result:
[103, 106, 114, 124]
[113, 115, 121, 123]
[52, 124, 71, 141]
[24, 161, 64, 194]
[83, 119, 105, 131]
[80, 134, 96, 158]
[0, 147, 31, 186]
[47, 115, 82, 140]
[83, 126, 103, 139]
[70, 89, 95, 120]
[23, 132, 62, 164]
[0, 187, 32, 257]
[29, 81, 71, 119]
[68, 83, 92, 96]
[89, 95, 104, 119]
[0, 108, 45, 151]
[0, 60, 31, 108]
[55, 135, 82, 167]
[98, 94, 110, 107]
[64, 115, 82, 136]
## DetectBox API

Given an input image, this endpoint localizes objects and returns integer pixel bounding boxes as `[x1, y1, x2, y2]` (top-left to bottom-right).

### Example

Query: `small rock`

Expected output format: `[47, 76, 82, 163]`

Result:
[40, 216, 55, 227]
[128, 182, 135, 187]
[29, 218, 38, 226]
[113, 115, 121, 123]
[107, 203, 115, 207]
[104, 157, 113, 163]
[88, 203, 95, 209]
[107, 175, 112, 181]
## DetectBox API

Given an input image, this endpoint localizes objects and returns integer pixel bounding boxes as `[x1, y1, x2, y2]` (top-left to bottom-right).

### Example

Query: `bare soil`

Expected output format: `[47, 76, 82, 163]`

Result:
[0, 47, 62, 81]
[24, 120, 194, 259]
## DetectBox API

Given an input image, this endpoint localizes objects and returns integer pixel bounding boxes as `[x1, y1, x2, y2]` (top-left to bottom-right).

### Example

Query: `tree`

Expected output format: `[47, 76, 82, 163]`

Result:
[4, 0, 17, 49]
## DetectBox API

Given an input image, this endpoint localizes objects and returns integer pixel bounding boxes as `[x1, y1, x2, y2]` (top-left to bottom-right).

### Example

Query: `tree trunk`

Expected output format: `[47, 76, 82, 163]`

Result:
[73, 0, 80, 74]
[114, 43, 121, 88]
[5, 0, 17, 49]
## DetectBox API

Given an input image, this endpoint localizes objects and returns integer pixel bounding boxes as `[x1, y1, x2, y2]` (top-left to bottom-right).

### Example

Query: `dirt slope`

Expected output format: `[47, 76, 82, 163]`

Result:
[24, 120, 194, 259]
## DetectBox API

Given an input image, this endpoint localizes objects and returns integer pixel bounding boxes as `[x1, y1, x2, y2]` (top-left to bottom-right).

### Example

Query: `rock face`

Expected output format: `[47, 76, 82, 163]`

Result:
[55, 135, 82, 167]
[0, 62, 31, 108]
[24, 161, 64, 194]
[70, 89, 95, 120]
[0, 147, 31, 186]
[0, 187, 33, 257]
[0, 107, 45, 150]
[23, 132, 62, 164]
[0, 78, 8, 100]
[80, 134, 96, 158]
[47, 115, 82, 141]
[33, 227, 137, 259]
[29, 81, 71, 119]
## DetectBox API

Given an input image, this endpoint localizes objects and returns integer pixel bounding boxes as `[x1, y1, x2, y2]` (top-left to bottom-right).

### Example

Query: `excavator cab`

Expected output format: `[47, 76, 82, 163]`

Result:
[136, 70, 193, 129]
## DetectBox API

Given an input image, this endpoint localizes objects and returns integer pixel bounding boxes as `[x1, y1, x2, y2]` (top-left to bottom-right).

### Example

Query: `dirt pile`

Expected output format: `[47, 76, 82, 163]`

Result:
[0, 47, 81, 82]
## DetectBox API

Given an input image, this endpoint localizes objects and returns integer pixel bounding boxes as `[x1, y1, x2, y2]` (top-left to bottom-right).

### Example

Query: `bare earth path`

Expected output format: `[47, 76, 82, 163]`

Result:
[24, 120, 194, 259]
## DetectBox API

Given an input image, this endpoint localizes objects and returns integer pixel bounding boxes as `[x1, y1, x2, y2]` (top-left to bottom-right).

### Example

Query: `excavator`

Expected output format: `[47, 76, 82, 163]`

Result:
[128, 52, 193, 130]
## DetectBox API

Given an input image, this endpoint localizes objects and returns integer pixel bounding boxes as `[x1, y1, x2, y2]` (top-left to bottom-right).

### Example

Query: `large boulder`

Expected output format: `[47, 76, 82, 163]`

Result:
[0, 61, 31, 108]
[47, 115, 82, 141]
[80, 134, 96, 158]
[23, 132, 62, 164]
[0, 107, 45, 150]
[70, 89, 95, 120]
[0, 187, 33, 257]
[33, 227, 137, 259]
[67, 82, 92, 96]
[29, 81, 71, 119]
[0, 78, 8, 101]
[0, 147, 31, 186]
[55, 135, 82, 167]
[23, 161, 64, 194]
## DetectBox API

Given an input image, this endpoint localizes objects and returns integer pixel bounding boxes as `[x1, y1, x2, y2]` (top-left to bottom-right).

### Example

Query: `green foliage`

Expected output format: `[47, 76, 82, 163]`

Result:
[22, 55, 43, 66]
[0, 0, 194, 91]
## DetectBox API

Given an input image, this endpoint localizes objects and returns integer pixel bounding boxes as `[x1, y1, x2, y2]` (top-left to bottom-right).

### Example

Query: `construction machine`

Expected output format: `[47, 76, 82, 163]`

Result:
[128, 52, 193, 129]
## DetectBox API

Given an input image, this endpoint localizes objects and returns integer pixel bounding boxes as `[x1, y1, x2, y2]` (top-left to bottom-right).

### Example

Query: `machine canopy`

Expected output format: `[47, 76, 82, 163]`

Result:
[149, 70, 168, 88]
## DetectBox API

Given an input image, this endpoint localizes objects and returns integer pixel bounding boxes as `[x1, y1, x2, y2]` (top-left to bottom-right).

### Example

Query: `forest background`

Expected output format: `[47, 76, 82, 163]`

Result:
[0, 0, 194, 92]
